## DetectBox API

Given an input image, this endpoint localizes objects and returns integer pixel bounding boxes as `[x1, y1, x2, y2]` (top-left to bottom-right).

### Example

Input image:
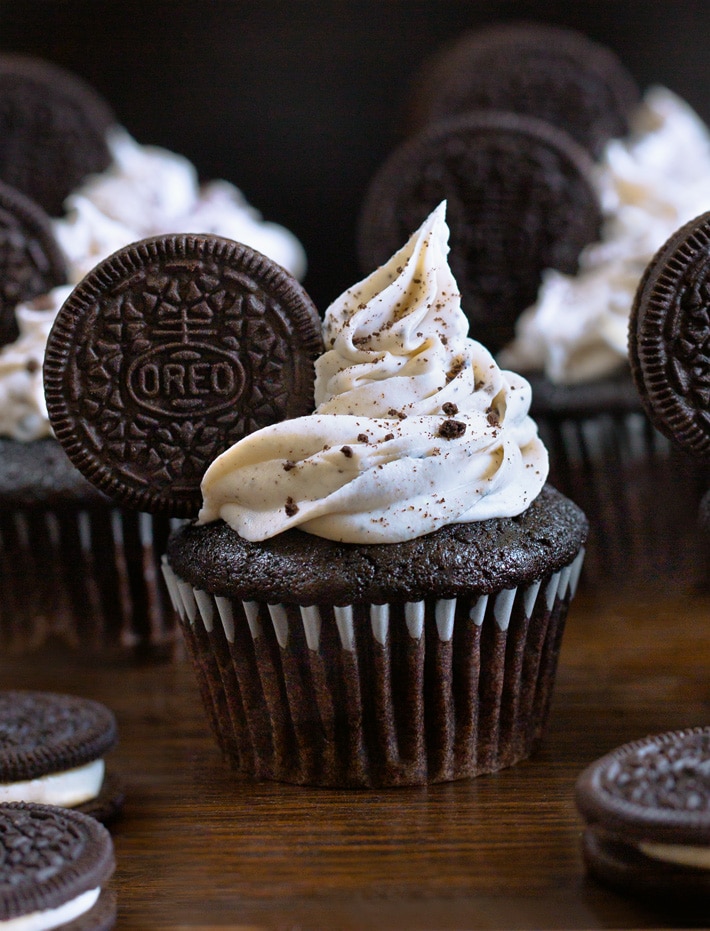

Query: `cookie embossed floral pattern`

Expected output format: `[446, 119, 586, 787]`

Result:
[52, 239, 309, 513]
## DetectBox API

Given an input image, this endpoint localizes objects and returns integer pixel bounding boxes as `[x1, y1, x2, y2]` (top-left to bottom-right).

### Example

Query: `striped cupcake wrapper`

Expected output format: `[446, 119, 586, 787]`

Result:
[0, 506, 178, 657]
[539, 410, 706, 588]
[163, 549, 585, 787]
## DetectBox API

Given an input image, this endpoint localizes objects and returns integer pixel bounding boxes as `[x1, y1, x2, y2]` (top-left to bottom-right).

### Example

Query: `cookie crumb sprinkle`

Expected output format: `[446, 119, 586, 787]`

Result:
[283, 460, 296, 471]
[341, 445, 353, 458]
[284, 497, 299, 517]
[442, 401, 458, 415]
[438, 419, 466, 439]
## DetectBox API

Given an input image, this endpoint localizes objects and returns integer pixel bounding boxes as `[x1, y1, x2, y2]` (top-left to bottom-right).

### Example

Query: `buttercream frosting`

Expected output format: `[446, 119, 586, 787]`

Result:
[0, 129, 307, 440]
[0, 288, 72, 441]
[200, 202, 548, 543]
[499, 86, 710, 384]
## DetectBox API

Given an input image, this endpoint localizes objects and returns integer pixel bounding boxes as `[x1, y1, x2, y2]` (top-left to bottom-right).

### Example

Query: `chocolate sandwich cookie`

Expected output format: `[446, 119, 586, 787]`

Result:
[358, 111, 601, 353]
[0, 691, 122, 824]
[0, 179, 67, 347]
[629, 210, 710, 460]
[576, 727, 710, 902]
[405, 22, 640, 158]
[0, 802, 115, 929]
[0, 54, 115, 216]
[44, 234, 323, 518]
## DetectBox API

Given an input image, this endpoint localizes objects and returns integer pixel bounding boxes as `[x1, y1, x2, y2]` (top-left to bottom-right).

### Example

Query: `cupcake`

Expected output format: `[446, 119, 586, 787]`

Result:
[362, 27, 710, 589]
[0, 55, 307, 657]
[498, 86, 710, 586]
[158, 203, 589, 786]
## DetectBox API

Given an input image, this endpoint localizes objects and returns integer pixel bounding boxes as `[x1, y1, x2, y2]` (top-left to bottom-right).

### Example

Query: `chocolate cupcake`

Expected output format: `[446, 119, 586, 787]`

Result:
[0, 55, 308, 657]
[496, 85, 710, 588]
[45, 208, 587, 787]
[153, 204, 587, 786]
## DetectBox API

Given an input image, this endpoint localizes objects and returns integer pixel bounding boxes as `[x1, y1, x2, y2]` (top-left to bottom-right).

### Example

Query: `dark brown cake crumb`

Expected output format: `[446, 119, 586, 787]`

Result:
[357, 434, 369, 443]
[283, 460, 296, 471]
[341, 446, 353, 458]
[442, 401, 459, 415]
[285, 497, 299, 517]
[438, 419, 466, 439]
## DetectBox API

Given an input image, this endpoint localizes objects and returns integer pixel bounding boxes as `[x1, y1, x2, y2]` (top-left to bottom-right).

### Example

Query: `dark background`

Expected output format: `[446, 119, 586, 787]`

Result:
[0, 1, 707, 310]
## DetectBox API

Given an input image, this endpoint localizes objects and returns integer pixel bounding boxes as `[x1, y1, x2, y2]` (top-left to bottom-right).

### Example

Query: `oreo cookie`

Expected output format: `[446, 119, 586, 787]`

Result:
[44, 234, 323, 518]
[358, 111, 601, 353]
[576, 727, 710, 902]
[0, 54, 115, 216]
[0, 179, 67, 347]
[0, 691, 122, 824]
[629, 210, 710, 460]
[0, 802, 115, 929]
[405, 22, 640, 158]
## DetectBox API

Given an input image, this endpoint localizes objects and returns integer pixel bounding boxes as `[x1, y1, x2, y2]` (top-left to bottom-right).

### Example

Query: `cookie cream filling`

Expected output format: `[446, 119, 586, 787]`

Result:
[0, 759, 104, 807]
[638, 841, 710, 870]
[498, 86, 710, 384]
[1, 887, 100, 931]
[0, 128, 306, 441]
[200, 201, 548, 543]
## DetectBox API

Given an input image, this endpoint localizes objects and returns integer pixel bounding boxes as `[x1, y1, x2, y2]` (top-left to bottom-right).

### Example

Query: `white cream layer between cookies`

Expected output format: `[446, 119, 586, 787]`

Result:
[0, 759, 104, 807]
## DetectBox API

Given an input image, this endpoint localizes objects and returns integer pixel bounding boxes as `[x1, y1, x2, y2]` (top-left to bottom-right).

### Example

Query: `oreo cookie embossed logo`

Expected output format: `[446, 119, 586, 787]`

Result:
[128, 344, 245, 416]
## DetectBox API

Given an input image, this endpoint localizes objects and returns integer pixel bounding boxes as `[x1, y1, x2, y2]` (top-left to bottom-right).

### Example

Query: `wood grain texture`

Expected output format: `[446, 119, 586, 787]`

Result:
[2, 586, 709, 929]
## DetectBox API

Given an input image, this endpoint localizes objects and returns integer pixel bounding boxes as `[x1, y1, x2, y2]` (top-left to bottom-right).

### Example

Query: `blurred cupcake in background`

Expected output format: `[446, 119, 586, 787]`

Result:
[0, 53, 307, 658]
[359, 22, 710, 590]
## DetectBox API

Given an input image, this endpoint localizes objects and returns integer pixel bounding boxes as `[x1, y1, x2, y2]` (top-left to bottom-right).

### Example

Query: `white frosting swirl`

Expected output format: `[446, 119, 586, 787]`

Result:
[0, 129, 307, 440]
[0, 287, 72, 441]
[499, 86, 710, 384]
[54, 128, 307, 282]
[200, 202, 548, 544]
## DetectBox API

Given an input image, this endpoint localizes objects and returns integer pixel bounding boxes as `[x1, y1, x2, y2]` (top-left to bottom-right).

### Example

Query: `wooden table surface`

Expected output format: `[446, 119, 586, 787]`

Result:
[3, 583, 709, 930]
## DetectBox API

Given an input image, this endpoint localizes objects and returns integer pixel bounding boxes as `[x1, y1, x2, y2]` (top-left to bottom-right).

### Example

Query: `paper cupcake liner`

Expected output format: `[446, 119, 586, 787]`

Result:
[538, 410, 707, 588]
[0, 505, 179, 657]
[163, 549, 585, 787]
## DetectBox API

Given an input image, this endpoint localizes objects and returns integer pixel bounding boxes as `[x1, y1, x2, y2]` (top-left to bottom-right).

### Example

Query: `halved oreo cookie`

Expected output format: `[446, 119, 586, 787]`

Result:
[358, 111, 602, 353]
[0, 690, 122, 824]
[405, 22, 640, 158]
[629, 211, 710, 459]
[0, 54, 115, 216]
[0, 802, 115, 929]
[576, 727, 710, 901]
[0, 179, 67, 347]
[44, 234, 323, 518]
